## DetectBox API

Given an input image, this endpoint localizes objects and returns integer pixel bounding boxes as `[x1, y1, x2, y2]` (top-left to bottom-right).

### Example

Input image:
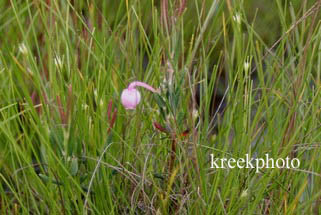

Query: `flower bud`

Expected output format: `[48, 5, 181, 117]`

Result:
[19, 43, 28, 55]
[121, 88, 141, 109]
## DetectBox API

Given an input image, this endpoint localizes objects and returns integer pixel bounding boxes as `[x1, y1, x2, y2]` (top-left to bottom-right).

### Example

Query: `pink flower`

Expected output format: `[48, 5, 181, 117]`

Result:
[121, 81, 158, 109]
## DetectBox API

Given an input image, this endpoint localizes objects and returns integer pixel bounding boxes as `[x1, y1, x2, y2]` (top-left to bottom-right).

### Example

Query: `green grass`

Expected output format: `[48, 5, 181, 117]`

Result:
[1, 0, 321, 214]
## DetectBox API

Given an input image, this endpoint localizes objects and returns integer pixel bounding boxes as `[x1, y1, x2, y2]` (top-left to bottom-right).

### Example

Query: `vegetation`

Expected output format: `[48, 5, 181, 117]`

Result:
[1, 0, 321, 214]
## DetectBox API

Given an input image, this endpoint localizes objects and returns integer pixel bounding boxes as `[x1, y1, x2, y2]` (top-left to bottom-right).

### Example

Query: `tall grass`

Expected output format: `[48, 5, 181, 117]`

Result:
[1, 0, 321, 214]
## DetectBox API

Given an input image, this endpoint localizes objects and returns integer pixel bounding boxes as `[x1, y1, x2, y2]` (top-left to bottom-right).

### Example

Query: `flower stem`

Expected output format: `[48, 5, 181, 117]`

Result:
[128, 81, 159, 93]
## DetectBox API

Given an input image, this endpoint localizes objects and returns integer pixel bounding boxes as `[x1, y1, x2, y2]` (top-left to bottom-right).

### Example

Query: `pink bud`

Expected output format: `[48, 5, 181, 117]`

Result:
[121, 81, 158, 110]
[121, 88, 141, 109]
